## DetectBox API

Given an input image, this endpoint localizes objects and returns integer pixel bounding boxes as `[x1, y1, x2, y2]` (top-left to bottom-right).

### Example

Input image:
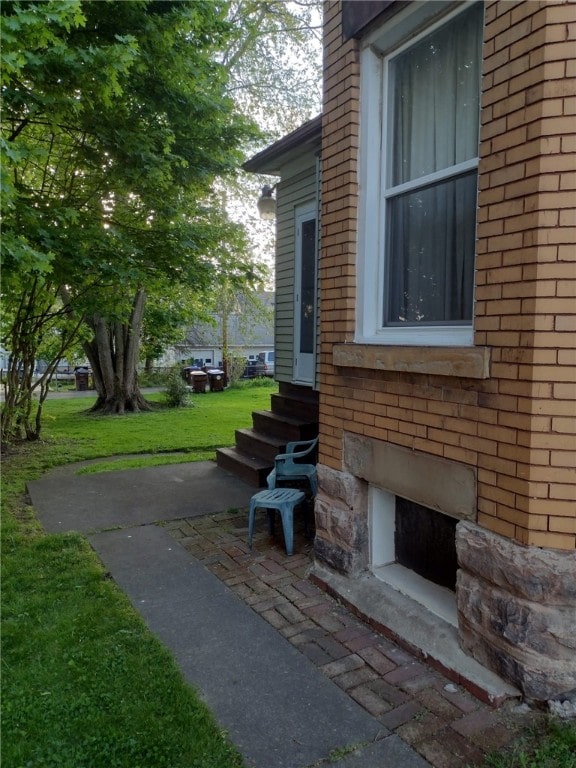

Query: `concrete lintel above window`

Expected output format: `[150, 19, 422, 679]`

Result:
[333, 343, 490, 379]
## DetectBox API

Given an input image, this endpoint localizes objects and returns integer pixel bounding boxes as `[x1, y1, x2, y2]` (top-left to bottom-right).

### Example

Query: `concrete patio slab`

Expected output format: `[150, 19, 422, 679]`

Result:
[28, 460, 256, 533]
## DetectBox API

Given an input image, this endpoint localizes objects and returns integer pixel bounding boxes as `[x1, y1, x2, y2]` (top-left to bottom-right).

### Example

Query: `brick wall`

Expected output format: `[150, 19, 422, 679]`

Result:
[476, 0, 575, 549]
[320, 1, 360, 469]
[320, 1, 575, 550]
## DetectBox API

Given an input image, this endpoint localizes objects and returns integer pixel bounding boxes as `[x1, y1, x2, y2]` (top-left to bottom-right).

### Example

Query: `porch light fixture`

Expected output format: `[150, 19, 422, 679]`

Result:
[257, 184, 276, 220]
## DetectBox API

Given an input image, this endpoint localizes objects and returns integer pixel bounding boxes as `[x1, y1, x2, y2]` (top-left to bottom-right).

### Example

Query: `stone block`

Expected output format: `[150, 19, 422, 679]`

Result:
[318, 463, 368, 513]
[456, 520, 576, 604]
[315, 493, 368, 552]
[343, 432, 477, 521]
[313, 469, 370, 577]
[457, 571, 576, 661]
[459, 612, 576, 702]
[456, 521, 576, 701]
[314, 535, 366, 576]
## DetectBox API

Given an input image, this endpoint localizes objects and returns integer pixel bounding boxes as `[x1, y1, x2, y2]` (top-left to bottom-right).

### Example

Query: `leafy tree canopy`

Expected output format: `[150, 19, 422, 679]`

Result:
[2, 0, 259, 294]
[1, 0, 261, 433]
[223, 0, 322, 137]
[1, 0, 322, 436]
[215, 0, 322, 270]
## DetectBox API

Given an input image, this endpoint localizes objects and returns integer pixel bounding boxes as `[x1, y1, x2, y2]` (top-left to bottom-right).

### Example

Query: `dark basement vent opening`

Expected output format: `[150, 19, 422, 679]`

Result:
[395, 497, 458, 592]
[370, 488, 459, 627]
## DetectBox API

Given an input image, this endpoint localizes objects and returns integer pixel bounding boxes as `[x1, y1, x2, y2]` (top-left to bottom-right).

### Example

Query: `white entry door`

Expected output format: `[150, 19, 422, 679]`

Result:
[294, 203, 317, 384]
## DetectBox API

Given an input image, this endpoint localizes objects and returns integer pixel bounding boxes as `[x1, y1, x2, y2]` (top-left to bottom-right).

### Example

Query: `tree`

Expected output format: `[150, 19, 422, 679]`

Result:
[1, 0, 323, 440]
[0, 267, 85, 441]
[221, 0, 323, 265]
[1, 0, 258, 437]
[205, 254, 272, 384]
[143, 0, 322, 379]
[223, 0, 322, 135]
[140, 283, 202, 373]
[137, 0, 323, 370]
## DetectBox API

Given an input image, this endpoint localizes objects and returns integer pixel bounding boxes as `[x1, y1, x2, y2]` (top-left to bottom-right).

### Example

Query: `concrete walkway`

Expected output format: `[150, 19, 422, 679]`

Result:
[28, 460, 430, 768]
[28, 460, 536, 768]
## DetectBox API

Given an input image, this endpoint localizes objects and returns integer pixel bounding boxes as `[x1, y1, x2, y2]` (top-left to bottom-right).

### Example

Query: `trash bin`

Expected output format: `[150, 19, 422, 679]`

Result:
[74, 367, 90, 391]
[183, 365, 200, 384]
[190, 371, 208, 393]
[207, 369, 225, 392]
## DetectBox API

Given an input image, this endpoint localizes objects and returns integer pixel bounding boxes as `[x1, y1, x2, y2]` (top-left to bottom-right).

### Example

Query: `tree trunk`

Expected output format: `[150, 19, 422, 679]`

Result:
[83, 289, 152, 414]
[1, 278, 82, 445]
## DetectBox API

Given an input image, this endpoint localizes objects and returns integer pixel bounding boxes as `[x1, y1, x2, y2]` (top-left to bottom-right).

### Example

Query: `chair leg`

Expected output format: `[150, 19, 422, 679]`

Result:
[267, 508, 275, 534]
[303, 497, 314, 539]
[248, 500, 257, 549]
[279, 503, 295, 556]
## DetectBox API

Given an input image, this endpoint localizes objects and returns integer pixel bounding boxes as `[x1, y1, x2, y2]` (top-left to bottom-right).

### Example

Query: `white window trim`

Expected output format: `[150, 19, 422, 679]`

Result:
[383, 158, 479, 202]
[357, 2, 480, 348]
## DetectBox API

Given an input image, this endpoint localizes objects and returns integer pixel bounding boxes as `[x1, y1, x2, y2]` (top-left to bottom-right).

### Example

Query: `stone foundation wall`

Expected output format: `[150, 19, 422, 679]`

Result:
[313, 465, 369, 577]
[456, 521, 576, 701]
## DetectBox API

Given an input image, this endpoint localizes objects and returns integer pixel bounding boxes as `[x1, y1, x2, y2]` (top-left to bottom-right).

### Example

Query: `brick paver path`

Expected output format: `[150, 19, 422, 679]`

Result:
[165, 507, 542, 768]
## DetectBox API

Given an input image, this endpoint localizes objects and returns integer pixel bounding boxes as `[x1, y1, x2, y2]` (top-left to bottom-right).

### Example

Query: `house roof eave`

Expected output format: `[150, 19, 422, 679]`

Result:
[243, 114, 322, 175]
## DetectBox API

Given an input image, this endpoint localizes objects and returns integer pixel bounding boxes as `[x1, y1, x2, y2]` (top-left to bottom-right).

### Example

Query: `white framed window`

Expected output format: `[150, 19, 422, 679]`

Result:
[357, 2, 483, 346]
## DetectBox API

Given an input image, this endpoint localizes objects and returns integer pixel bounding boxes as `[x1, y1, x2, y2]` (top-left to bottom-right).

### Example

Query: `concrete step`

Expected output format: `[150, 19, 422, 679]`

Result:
[252, 410, 317, 443]
[235, 428, 285, 464]
[215, 383, 319, 488]
[277, 381, 320, 400]
[271, 391, 319, 422]
[216, 446, 271, 488]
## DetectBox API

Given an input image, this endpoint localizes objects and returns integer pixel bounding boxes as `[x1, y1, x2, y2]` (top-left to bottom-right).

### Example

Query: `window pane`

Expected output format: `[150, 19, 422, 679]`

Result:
[299, 218, 316, 354]
[389, 4, 482, 187]
[384, 172, 477, 325]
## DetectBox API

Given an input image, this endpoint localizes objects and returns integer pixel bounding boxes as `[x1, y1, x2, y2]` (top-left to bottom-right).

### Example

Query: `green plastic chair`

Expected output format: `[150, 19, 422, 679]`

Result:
[247, 488, 306, 555]
[266, 436, 319, 496]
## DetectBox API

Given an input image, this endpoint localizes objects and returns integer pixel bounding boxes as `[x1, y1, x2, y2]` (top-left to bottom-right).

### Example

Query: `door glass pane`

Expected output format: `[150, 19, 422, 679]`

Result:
[300, 218, 316, 354]
[384, 171, 477, 325]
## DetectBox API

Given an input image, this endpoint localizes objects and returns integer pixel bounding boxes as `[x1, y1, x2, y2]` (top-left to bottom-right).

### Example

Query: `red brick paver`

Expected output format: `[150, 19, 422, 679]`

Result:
[164, 508, 542, 768]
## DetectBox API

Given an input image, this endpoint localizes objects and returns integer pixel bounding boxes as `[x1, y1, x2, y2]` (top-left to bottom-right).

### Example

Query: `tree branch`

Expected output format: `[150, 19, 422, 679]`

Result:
[8, 118, 31, 142]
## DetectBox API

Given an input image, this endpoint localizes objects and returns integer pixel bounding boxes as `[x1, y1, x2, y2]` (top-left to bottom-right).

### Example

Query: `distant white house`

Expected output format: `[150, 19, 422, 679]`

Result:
[155, 292, 274, 369]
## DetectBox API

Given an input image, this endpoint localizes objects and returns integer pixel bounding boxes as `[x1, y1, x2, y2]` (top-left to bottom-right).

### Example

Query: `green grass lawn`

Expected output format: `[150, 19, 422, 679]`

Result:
[483, 718, 576, 768]
[1, 381, 277, 768]
[40, 383, 276, 464]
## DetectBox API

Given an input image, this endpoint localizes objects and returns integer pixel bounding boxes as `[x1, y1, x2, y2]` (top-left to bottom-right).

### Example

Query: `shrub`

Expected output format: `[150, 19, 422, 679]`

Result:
[162, 368, 192, 408]
[225, 353, 249, 387]
[139, 368, 171, 387]
[241, 375, 275, 389]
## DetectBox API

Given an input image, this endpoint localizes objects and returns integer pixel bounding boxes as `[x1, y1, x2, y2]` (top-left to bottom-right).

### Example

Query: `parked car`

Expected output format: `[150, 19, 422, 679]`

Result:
[242, 359, 264, 379]
[242, 351, 275, 379]
[257, 351, 275, 377]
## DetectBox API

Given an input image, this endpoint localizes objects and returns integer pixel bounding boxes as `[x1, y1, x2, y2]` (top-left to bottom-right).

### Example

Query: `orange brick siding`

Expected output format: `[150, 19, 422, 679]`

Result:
[477, 0, 576, 549]
[320, 1, 359, 475]
[320, 1, 575, 550]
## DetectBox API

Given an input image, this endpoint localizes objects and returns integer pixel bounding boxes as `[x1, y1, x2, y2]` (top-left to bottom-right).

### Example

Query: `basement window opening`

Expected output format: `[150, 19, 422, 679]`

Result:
[369, 486, 458, 627]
